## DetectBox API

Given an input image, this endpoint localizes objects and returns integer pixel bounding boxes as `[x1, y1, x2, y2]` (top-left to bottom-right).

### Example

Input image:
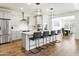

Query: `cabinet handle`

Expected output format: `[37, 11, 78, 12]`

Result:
[0, 27, 1, 30]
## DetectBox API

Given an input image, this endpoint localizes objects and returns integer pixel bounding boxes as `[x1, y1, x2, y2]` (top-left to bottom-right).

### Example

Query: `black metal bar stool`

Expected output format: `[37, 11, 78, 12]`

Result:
[47, 31, 53, 46]
[37, 32, 45, 50]
[48, 31, 52, 41]
[62, 28, 65, 36]
[29, 32, 41, 54]
[54, 30, 61, 43]
[58, 30, 61, 34]
[50, 31, 56, 44]
[41, 31, 50, 48]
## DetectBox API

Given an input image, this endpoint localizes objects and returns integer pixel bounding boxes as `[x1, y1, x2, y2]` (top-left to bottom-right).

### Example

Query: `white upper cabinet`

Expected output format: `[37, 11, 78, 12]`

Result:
[0, 8, 11, 19]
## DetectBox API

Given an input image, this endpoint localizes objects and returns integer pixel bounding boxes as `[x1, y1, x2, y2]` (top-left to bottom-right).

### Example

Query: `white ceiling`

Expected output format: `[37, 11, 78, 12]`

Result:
[0, 3, 79, 15]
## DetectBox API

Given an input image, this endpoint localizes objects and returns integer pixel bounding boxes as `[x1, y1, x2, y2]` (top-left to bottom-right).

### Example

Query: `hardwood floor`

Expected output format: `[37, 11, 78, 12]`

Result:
[0, 34, 79, 56]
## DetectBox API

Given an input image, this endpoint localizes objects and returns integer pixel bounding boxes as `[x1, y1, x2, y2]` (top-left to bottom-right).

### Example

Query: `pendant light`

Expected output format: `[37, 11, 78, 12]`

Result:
[35, 3, 42, 16]
[50, 8, 54, 17]
[36, 3, 40, 5]
[34, 3, 43, 31]
[49, 8, 54, 31]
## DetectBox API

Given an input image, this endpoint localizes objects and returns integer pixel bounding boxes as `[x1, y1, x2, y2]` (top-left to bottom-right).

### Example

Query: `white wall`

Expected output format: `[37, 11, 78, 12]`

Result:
[43, 15, 62, 31]
[9, 11, 32, 31]
[9, 11, 35, 40]
[52, 18, 62, 30]
[74, 13, 79, 39]
[56, 11, 79, 39]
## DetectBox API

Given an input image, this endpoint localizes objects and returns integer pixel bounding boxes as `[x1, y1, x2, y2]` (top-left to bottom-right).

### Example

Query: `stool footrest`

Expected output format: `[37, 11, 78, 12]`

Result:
[46, 43, 53, 46]
[29, 49, 40, 54]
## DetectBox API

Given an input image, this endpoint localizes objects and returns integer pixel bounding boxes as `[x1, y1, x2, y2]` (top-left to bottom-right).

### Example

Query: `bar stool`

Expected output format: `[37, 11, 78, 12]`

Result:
[62, 28, 65, 36]
[50, 31, 56, 44]
[48, 31, 52, 40]
[58, 30, 61, 34]
[54, 30, 61, 43]
[41, 31, 50, 48]
[29, 32, 41, 54]
[47, 31, 54, 46]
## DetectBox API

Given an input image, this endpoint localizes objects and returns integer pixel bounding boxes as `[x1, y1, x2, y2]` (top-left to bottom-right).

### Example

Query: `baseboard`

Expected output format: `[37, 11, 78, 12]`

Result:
[12, 39, 21, 42]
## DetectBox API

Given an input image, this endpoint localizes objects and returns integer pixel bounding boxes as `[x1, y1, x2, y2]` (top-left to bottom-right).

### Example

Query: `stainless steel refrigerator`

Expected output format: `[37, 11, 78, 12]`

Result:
[0, 18, 10, 44]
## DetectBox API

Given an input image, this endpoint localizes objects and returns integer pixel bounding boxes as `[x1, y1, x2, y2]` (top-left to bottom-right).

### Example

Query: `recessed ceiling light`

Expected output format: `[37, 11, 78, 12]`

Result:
[27, 3, 31, 5]
[20, 8, 23, 10]
[20, 8, 23, 11]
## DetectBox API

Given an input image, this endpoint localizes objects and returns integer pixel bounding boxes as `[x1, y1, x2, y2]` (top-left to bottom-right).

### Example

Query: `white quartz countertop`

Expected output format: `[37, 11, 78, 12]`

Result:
[22, 30, 51, 35]
[64, 29, 70, 30]
[22, 29, 62, 36]
[22, 31, 33, 35]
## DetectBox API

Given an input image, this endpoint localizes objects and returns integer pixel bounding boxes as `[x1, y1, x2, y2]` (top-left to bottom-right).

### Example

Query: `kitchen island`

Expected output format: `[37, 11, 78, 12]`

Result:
[22, 30, 62, 51]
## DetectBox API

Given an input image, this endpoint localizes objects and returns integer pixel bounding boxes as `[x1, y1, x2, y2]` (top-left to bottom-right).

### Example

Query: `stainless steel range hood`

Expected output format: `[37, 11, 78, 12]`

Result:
[21, 12, 27, 21]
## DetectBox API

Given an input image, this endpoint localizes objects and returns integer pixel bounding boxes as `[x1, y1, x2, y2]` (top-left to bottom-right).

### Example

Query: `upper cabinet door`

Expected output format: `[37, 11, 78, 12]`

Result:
[0, 11, 10, 19]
